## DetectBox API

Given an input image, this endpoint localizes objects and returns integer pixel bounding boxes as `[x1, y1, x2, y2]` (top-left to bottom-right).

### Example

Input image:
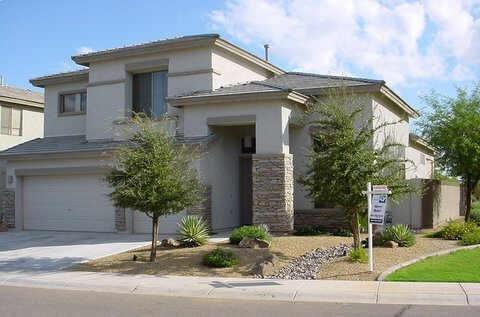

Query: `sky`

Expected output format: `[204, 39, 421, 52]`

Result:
[1, 0, 480, 117]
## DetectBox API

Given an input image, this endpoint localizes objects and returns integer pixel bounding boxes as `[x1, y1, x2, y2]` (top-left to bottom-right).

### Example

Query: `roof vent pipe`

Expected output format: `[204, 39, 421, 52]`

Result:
[264, 44, 269, 61]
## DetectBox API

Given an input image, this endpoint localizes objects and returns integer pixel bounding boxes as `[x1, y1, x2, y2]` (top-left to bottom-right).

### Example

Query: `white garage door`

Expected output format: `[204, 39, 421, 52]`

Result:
[23, 174, 116, 232]
[133, 210, 185, 235]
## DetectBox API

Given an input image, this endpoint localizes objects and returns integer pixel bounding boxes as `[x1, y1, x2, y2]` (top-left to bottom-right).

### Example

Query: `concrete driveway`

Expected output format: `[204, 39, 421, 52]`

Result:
[0, 231, 150, 273]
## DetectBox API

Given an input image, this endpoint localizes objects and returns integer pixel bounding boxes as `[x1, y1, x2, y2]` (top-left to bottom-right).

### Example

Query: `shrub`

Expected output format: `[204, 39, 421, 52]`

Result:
[470, 202, 480, 226]
[349, 248, 368, 263]
[294, 226, 326, 236]
[437, 221, 477, 240]
[229, 225, 271, 244]
[203, 248, 239, 268]
[460, 229, 480, 245]
[177, 215, 209, 247]
[381, 224, 416, 247]
[331, 228, 353, 237]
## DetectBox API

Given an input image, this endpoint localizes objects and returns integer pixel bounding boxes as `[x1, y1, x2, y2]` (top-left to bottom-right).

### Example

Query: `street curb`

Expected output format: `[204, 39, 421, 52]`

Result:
[377, 244, 480, 281]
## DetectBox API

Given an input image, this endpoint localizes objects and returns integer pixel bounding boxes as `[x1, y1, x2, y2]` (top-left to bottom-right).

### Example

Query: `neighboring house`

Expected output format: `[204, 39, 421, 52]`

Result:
[0, 34, 433, 233]
[0, 85, 43, 193]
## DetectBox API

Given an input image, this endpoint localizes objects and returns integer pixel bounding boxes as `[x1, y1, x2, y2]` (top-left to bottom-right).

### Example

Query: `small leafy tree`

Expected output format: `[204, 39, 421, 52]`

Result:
[299, 91, 413, 249]
[106, 116, 202, 261]
[420, 85, 480, 221]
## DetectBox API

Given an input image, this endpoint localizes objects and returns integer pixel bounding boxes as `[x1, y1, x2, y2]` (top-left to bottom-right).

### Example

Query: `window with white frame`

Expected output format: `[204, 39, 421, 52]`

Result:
[1, 106, 22, 136]
[59, 91, 87, 114]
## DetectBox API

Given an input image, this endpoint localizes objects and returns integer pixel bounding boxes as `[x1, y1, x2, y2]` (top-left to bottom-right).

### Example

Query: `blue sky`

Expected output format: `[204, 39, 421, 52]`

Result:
[1, 0, 479, 117]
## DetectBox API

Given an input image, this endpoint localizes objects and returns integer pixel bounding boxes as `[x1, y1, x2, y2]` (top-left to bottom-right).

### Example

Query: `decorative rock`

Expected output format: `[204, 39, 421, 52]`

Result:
[384, 240, 398, 248]
[266, 244, 351, 280]
[238, 237, 271, 249]
[254, 254, 278, 277]
[161, 238, 180, 248]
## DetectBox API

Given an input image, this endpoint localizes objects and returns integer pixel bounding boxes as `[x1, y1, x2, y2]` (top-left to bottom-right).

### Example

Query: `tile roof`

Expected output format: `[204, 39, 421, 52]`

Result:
[175, 72, 384, 98]
[0, 85, 44, 107]
[0, 134, 217, 157]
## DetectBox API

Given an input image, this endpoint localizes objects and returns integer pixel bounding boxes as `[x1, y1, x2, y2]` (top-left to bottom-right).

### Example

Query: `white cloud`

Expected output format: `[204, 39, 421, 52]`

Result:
[210, 0, 480, 85]
[76, 46, 94, 55]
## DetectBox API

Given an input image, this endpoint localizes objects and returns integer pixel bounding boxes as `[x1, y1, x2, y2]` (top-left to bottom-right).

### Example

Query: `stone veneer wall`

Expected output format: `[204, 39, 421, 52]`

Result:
[115, 207, 126, 232]
[252, 154, 294, 233]
[187, 185, 212, 230]
[294, 208, 349, 230]
[1, 190, 15, 228]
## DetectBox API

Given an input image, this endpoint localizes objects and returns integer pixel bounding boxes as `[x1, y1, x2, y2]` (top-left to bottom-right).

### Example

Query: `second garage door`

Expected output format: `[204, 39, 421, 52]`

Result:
[23, 174, 116, 232]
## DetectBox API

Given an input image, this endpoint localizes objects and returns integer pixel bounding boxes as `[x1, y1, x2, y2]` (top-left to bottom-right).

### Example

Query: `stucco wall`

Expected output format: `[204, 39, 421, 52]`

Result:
[183, 100, 292, 154]
[406, 145, 434, 179]
[372, 96, 409, 152]
[389, 179, 461, 229]
[212, 47, 270, 89]
[44, 80, 87, 137]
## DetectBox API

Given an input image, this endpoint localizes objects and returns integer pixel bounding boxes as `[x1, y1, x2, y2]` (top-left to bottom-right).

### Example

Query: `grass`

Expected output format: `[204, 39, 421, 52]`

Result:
[385, 247, 480, 282]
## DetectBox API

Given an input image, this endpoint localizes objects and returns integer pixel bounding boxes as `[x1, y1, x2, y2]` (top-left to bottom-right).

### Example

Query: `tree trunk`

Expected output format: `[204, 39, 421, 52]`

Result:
[150, 215, 159, 262]
[465, 175, 472, 222]
[350, 210, 361, 249]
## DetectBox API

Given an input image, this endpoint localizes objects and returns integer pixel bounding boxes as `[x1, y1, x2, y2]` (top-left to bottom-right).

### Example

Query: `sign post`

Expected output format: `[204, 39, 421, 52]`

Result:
[363, 183, 390, 272]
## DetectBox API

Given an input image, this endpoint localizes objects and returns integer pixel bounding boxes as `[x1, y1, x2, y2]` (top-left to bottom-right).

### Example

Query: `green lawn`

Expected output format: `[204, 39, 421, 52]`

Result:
[385, 247, 480, 282]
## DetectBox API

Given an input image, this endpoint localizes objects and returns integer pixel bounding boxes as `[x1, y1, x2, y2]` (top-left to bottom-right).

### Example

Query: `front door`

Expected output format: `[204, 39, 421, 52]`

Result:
[239, 155, 253, 225]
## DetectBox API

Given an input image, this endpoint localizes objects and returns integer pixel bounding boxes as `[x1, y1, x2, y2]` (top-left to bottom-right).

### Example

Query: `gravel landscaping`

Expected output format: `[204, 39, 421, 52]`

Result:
[316, 235, 458, 280]
[268, 244, 351, 280]
[71, 234, 457, 281]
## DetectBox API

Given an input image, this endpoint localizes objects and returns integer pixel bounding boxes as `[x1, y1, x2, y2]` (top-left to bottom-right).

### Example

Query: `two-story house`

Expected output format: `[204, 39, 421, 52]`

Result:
[0, 34, 432, 233]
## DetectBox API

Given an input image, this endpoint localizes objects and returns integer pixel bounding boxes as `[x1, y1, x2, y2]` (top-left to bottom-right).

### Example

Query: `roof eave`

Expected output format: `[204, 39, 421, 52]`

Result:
[30, 70, 89, 88]
[72, 37, 218, 67]
[380, 85, 420, 118]
[0, 96, 44, 109]
[169, 90, 309, 107]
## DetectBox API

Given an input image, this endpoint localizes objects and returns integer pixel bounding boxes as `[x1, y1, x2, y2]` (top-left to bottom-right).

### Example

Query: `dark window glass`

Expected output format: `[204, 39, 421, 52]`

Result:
[132, 71, 167, 118]
[60, 92, 86, 114]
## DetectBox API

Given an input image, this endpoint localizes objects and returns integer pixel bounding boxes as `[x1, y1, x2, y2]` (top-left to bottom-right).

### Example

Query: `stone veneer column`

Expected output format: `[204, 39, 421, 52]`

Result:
[252, 154, 294, 233]
[1, 190, 15, 228]
[187, 185, 212, 230]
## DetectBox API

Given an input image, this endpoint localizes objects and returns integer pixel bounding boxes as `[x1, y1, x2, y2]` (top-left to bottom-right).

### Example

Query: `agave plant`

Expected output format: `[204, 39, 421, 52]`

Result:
[178, 215, 209, 247]
[381, 224, 416, 247]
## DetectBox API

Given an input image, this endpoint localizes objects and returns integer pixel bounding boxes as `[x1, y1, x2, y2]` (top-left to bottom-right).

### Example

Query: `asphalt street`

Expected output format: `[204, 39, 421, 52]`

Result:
[1, 285, 480, 317]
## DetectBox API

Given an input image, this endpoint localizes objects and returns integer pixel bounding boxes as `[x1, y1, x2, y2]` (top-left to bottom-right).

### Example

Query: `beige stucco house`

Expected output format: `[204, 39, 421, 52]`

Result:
[0, 34, 433, 234]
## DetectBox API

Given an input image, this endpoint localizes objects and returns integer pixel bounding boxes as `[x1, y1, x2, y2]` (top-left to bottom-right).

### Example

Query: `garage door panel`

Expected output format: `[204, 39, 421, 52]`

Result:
[23, 174, 116, 232]
[133, 211, 185, 235]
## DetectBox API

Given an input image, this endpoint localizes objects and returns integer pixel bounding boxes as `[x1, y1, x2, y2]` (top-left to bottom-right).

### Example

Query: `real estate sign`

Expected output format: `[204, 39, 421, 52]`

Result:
[369, 193, 388, 224]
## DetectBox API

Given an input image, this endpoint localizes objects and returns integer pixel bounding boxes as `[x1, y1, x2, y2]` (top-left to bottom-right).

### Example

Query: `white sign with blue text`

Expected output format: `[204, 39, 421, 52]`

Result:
[369, 193, 388, 224]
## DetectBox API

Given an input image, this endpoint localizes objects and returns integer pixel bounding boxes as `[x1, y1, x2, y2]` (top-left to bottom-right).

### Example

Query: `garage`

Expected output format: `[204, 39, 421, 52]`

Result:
[132, 210, 185, 235]
[22, 174, 116, 232]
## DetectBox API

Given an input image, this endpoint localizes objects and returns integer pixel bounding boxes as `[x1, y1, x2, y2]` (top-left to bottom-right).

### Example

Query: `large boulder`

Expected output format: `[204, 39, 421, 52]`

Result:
[384, 240, 398, 248]
[254, 254, 278, 277]
[238, 237, 271, 249]
[160, 238, 180, 248]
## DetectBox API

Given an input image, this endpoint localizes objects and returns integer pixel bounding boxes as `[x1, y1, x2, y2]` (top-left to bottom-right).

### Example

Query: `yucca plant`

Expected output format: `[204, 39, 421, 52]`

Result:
[381, 224, 416, 247]
[178, 215, 209, 247]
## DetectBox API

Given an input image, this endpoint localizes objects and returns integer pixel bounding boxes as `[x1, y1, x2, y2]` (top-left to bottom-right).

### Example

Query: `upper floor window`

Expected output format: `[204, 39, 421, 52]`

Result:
[132, 71, 167, 119]
[1, 106, 22, 136]
[59, 91, 87, 115]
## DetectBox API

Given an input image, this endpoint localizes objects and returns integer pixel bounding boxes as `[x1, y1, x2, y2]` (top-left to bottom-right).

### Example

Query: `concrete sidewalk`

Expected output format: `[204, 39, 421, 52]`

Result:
[1, 271, 479, 306]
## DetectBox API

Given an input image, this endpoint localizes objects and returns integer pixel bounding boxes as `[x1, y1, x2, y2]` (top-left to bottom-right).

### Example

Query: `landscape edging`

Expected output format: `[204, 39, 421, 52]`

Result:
[377, 244, 480, 281]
